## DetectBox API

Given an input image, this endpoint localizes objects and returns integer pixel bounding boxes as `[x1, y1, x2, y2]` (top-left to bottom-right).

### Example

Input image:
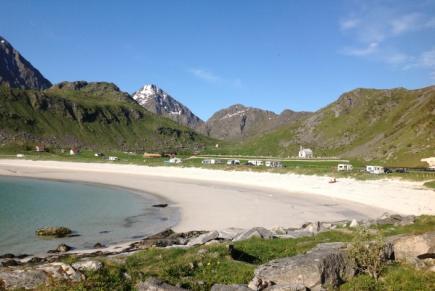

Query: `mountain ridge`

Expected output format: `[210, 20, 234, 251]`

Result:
[0, 36, 52, 90]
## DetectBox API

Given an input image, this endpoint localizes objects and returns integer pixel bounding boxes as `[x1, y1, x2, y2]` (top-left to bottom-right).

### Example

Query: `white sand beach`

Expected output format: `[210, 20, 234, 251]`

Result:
[0, 159, 434, 232]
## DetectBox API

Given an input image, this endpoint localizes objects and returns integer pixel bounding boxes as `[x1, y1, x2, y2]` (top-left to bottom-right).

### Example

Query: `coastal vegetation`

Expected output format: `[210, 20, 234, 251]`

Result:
[32, 215, 435, 290]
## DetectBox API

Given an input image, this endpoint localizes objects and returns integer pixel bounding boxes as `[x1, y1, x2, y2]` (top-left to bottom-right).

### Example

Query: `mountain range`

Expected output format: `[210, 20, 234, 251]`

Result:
[0, 35, 433, 165]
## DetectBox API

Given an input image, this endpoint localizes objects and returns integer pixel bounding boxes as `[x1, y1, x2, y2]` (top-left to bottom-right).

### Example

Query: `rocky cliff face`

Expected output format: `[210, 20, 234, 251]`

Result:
[0, 36, 52, 90]
[132, 84, 204, 129]
[200, 104, 311, 140]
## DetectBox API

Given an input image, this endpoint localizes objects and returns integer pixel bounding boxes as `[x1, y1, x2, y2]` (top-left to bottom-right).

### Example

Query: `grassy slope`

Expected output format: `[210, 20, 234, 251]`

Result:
[38, 216, 435, 291]
[0, 84, 214, 152]
[228, 87, 435, 167]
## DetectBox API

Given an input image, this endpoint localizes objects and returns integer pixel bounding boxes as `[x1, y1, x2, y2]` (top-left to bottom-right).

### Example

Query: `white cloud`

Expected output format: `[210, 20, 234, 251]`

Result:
[342, 42, 379, 56]
[188, 68, 221, 82]
[390, 13, 422, 35]
[340, 18, 360, 30]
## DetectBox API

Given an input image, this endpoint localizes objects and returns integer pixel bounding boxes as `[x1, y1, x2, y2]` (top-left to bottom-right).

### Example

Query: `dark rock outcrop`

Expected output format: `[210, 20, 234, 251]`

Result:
[0, 36, 52, 89]
[35, 226, 72, 237]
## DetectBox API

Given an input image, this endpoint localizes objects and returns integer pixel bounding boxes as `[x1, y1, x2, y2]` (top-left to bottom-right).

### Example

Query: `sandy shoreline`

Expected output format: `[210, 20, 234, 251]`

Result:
[0, 159, 434, 232]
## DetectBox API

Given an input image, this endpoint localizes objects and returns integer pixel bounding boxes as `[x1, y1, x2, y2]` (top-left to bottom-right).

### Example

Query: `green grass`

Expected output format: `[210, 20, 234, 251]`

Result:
[339, 264, 435, 291]
[424, 180, 435, 189]
[38, 216, 435, 291]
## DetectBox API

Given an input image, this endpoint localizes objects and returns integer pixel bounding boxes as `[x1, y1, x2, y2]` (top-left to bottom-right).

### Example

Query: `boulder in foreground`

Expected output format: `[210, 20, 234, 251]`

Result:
[136, 277, 186, 290]
[249, 242, 354, 290]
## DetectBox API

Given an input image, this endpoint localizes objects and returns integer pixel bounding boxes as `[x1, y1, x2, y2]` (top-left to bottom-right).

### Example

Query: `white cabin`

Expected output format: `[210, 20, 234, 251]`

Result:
[169, 157, 182, 164]
[265, 161, 283, 168]
[366, 165, 384, 174]
[298, 146, 313, 159]
[337, 164, 353, 171]
[421, 157, 435, 169]
[248, 160, 263, 166]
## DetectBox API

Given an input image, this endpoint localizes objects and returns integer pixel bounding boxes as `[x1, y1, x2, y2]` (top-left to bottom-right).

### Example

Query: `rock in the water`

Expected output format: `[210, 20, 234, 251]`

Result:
[152, 203, 168, 208]
[48, 244, 73, 253]
[93, 242, 105, 248]
[72, 260, 103, 272]
[211, 283, 252, 291]
[390, 232, 435, 263]
[187, 231, 219, 246]
[136, 277, 186, 290]
[0, 254, 15, 259]
[35, 226, 72, 237]
[1, 259, 19, 267]
[233, 227, 274, 241]
[249, 242, 354, 290]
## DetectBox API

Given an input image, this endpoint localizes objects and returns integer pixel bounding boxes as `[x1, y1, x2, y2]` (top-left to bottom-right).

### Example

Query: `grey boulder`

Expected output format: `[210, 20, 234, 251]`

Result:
[187, 231, 220, 246]
[136, 277, 186, 290]
[211, 284, 252, 291]
[248, 242, 354, 290]
[233, 227, 274, 241]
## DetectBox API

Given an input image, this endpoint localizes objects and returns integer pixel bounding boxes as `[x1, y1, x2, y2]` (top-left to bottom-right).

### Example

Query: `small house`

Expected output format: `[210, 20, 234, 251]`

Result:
[227, 159, 241, 165]
[298, 146, 313, 159]
[366, 165, 384, 174]
[265, 161, 283, 168]
[108, 156, 118, 161]
[337, 164, 353, 171]
[69, 147, 80, 155]
[168, 157, 182, 164]
[35, 144, 45, 152]
[248, 160, 264, 166]
[421, 157, 435, 170]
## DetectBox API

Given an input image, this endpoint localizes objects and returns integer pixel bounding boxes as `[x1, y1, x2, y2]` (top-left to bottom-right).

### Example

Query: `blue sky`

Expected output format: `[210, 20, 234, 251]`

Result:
[2, 0, 434, 119]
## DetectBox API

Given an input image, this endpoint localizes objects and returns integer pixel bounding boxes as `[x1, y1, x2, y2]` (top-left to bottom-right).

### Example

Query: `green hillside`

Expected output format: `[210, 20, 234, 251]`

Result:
[0, 82, 213, 152]
[223, 86, 435, 166]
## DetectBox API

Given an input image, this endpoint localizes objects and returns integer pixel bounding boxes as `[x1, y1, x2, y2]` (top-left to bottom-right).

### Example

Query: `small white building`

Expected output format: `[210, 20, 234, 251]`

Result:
[421, 157, 435, 170]
[298, 146, 313, 159]
[248, 160, 264, 166]
[108, 156, 118, 161]
[227, 159, 241, 165]
[168, 157, 182, 164]
[202, 159, 216, 165]
[35, 145, 45, 152]
[265, 161, 283, 168]
[337, 164, 353, 171]
[366, 165, 384, 174]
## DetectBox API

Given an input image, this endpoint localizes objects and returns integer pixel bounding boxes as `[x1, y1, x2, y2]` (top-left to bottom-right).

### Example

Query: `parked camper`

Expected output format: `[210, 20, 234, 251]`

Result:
[366, 165, 384, 174]
[265, 161, 283, 168]
[16, 154, 24, 158]
[337, 164, 353, 171]
[227, 159, 241, 165]
[168, 157, 182, 164]
[202, 159, 216, 165]
[94, 152, 104, 157]
[108, 156, 118, 161]
[248, 160, 264, 166]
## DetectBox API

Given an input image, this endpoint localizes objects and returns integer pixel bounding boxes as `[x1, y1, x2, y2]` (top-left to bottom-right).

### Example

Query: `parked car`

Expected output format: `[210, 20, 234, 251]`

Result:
[384, 168, 393, 174]
[395, 168, 408, 173]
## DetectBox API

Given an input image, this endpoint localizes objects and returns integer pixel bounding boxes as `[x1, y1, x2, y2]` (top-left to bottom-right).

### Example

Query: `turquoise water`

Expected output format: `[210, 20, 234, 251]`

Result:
[0, 176, 177, 255]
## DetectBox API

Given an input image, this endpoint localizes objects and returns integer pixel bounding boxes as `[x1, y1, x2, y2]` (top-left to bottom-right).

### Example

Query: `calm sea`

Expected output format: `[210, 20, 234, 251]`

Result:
[0, 176, 177, 255]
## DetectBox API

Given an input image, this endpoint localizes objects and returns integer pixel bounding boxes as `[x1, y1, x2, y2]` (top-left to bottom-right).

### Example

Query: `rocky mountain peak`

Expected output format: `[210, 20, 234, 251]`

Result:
[0, 35, 52, 90]
[132, 84, 204, 129]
